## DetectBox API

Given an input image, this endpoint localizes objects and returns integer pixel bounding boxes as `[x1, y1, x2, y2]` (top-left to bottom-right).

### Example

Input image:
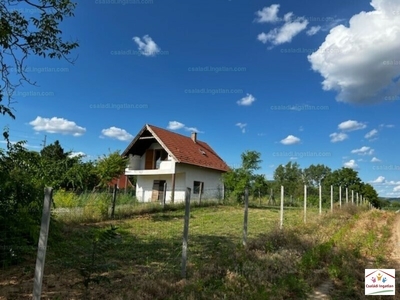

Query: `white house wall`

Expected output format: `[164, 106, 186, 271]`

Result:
[136, 173, 186, 203]
[175, 164, 224, 201]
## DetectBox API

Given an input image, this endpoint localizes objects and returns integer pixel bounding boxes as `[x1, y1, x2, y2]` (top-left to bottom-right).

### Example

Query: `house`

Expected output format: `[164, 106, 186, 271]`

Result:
[122, 124, 230, 203]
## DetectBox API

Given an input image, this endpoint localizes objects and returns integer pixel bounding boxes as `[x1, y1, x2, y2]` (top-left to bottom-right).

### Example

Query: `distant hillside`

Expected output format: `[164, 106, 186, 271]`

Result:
[379, 197, 400, 202]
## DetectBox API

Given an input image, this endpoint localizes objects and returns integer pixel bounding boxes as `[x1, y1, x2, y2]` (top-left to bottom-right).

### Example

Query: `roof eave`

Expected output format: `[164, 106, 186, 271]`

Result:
[146, 125, 180, 163]
[121, 124, 149, 157]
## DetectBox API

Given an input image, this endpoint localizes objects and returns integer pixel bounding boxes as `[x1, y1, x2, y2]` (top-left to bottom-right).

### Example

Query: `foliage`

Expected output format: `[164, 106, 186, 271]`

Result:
[222, 150, 262, 203]
[303, 164, 331, 187]
[0, 140, 43, 266]
[0, 0, 79, 121]
[94, 150, 128, 188]
[53, 189, 79, 208]
[77, 226, 121, 298]
[82, 193, 110, 221]
[273, 162, 303, 199]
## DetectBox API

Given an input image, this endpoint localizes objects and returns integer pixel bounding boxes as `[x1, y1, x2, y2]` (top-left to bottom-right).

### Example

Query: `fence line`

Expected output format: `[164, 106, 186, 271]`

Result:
[1, 183, 373, 297]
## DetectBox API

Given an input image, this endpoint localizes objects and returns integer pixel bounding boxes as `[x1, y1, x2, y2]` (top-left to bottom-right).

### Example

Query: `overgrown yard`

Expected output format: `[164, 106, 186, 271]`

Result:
[0, 204, 398, 299]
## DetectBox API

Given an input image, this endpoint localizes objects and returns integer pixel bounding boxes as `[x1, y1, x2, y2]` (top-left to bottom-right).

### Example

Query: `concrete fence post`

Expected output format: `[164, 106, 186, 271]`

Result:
[33, 187, 53, 300]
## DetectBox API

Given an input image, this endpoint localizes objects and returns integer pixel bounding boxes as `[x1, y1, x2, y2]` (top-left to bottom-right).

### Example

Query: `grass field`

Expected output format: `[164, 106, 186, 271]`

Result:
[0, 202, 397, 299]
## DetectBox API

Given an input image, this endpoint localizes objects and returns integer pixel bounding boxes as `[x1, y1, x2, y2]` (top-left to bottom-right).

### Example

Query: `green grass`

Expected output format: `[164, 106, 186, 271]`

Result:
[0, 202, 395, 300]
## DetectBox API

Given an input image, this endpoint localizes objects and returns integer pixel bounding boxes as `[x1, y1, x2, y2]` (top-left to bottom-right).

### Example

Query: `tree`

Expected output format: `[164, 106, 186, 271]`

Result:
[94, 151, 128, 189]
[1, 0, 78, 121]
[303, 164, 331, 187]
[222, 150, 262, 202]
[251, 174, 269, 199]
[362, 183, 380, 208]
[273, 162, 303, 200]
[0, 141, 44, 265]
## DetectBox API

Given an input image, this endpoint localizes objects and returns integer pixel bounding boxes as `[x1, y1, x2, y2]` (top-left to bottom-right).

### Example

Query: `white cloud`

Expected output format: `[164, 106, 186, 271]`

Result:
[365, 129, 378, 139]
[167, 121, 203, 133]
[167, 121, 185, 130]
[29, 116, 86, 136]
[307, 26, 321, 36]
[308, 0, 400, 104]
[236, 123, 247, 133]
[394, 186, 400, 192]
[371, 157, 381, 162]
[338, 120, 367, 131]
[256, 6, 308, 47]
[184, 127, 204, 133]
[237, 94, 256, 106]
[69, 151, 86, 158]
[258, 16, 308, 46]
[343, 159, 358, 169]
[373, 176, 385, 183]
[132, 35, 160, 57]
[255, 4, 280, 23]
[280, 135, 300, 145]
[101, 127, 133, 141]
[329, 132, 348, 143]
[351, 146, 374, 155]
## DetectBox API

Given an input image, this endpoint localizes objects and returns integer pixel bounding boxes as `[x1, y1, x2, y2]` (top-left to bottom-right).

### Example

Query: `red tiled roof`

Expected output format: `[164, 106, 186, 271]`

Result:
[125, 124, 230, 172]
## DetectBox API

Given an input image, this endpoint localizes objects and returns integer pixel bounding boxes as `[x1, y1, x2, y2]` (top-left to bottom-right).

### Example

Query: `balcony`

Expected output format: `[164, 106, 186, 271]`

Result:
[125, 156, 175, 175]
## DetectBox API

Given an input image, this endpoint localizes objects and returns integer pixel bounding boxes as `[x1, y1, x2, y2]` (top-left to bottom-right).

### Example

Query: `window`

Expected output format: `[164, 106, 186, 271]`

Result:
[193, 181, 204, 194]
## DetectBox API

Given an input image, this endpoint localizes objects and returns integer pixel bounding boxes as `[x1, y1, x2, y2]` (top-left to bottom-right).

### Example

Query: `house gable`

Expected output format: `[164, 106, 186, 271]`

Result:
[122, 124, 230, 172]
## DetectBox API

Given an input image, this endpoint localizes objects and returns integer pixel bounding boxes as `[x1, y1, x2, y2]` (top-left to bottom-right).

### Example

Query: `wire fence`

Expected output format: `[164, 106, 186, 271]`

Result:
[0, 185, 373, 299]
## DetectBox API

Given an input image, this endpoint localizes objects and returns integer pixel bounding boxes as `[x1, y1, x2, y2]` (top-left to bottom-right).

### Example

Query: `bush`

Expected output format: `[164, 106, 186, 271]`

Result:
[82, 193, 110, 221]
[53, 189, 79, 208]
[0, 145, 44, 267]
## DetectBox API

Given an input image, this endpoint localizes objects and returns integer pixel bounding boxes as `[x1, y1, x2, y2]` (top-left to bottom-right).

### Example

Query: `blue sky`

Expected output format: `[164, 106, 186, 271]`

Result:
[1, 0, 400, 197]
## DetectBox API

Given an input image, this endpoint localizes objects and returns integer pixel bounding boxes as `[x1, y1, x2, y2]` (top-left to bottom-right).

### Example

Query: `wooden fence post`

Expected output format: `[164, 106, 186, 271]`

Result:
[199, 182, 203, 204]
[352, 190, 354, 205]
[280, 186, 284, 229]
[356, 192, 359, 206]
[181, 187, 191, 279]
[33, 187, 53, 300]
[346, 187, 348, 204]
[319, 184, 322, 215]
[243, 187, 249, 246]
[339, 185, 342, 208]
[111, 184, 117, 218]
[330, 185, 333, 213]
[163, 182, 167, 208]
[304, 185, 307, 223]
